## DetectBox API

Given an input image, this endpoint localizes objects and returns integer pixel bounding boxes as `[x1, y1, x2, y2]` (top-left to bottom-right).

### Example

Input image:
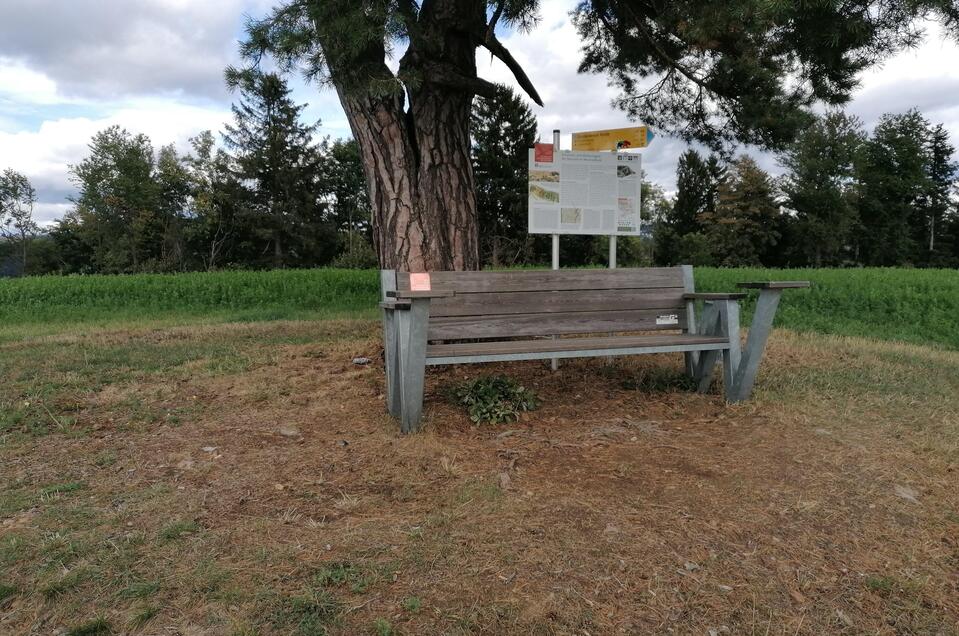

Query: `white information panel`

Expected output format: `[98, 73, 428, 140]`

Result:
[528, 149, 641, 236]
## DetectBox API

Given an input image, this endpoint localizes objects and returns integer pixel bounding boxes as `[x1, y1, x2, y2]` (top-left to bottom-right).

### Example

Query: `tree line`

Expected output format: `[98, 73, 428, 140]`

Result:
[655, 110, 959, 268]
[1, 72, 376, 276]
[4, 81, 959, 275]
[469, 93, 959, 269]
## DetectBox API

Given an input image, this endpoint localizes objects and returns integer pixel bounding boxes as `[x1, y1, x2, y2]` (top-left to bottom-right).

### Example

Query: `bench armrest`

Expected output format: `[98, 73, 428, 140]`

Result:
[683, 292, 747, 301]
[736, 281, 811, 289]
[379, 300, 412, 310]
[387, 290, 455, 299]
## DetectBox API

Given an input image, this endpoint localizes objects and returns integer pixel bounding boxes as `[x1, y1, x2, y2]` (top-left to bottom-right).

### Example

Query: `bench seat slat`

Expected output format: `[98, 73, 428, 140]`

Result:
[397, 267, 684, 293]
[426, 334, 727, 361]
[427, 288, 685, 317]
[429, 309, 687, 340]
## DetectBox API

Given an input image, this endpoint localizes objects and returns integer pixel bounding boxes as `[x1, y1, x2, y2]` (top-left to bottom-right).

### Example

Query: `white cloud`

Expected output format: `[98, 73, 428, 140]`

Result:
[0, 100, 231, 222]
[0, 0, 273, 100]
[0, 58, 65, 106]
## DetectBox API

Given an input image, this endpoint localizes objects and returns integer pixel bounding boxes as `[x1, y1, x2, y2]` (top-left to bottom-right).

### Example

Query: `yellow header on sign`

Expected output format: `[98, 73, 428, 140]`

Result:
[571, 126, 653, 151]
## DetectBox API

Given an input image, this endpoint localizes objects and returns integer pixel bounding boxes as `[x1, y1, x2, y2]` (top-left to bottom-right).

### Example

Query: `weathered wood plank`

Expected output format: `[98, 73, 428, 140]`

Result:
[429, 309, 687, 340]
[396, 267, 684, 293]
[427, 288, 686, 317]
[426, 333, 728, 358]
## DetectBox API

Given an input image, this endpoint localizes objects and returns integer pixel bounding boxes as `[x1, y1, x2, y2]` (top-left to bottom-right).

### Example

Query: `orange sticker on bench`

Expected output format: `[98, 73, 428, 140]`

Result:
[409, 273, 431, 291]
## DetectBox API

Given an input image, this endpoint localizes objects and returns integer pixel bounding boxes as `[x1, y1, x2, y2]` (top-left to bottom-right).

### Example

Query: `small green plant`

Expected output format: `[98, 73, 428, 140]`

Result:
[446, 375, 540, 424]
[401, 595, 422, 613]
[372, 617, 393, 636]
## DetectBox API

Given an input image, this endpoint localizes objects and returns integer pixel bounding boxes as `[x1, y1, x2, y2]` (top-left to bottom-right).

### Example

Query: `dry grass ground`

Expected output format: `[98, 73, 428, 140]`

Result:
[1, 320, 958, 635]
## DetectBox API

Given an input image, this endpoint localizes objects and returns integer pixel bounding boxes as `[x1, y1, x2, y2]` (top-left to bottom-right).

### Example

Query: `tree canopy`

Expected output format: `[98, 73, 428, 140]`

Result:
[575, 0, 959, 150]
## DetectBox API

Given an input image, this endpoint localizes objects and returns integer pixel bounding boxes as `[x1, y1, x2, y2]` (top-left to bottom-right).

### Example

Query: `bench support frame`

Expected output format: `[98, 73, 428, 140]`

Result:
[381, 269, 806, 432]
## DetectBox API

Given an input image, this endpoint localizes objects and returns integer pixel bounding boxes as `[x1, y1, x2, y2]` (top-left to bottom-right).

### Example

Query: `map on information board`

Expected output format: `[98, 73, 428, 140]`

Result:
[528, 148, 642, 236]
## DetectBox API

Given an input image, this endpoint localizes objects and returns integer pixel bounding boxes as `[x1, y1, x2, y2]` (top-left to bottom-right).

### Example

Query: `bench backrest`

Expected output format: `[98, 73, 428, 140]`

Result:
[383, 267, 694, 341]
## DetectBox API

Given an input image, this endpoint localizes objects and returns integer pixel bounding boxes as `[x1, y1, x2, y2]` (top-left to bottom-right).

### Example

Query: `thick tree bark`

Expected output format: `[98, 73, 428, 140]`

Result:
[326, 0, 488, 272]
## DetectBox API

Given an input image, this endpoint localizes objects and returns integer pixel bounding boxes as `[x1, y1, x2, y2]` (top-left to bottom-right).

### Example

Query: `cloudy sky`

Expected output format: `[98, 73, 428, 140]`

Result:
[3, 0, 959, 225]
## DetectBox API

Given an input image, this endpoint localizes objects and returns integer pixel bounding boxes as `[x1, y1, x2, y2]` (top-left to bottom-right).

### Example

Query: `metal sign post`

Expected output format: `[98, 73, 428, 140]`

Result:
[551, 129, 560, 371]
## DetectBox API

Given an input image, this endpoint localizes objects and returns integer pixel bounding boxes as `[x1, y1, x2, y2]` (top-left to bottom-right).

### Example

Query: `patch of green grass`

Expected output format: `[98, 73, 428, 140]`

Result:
[157, 519, 200, 542]
[696, 267, 959, 350]
[313, 563, 357, 588]
[0, 488, 32, 516]
[0, 583, 17, 604]
[401, 596, 422, 613]
[93, 450, 118, 467]
[600, 364, 696, 392]
[66, 617, 111, 636]
[313, 562, 378, 594]
[454, 479, 503, 505]
[119, 580, 160, 599]
[372, 617, 394, 635]
[42, 567, 96, 598]
[3, 267, 957, 349]
[39, 533, 90, 571]
[190, 559, 233, 598]
[0, 534, 31, 567]
[0, 268, 380, 341]
[39, 481, 86, 497]
[865, 576, 896, 595]
[130, 605, 161, 628]
[269, 589, 342, 636]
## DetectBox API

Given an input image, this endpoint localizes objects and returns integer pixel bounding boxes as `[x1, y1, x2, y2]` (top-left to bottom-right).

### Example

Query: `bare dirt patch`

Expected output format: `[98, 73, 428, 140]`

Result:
[2, 322, 958, 634]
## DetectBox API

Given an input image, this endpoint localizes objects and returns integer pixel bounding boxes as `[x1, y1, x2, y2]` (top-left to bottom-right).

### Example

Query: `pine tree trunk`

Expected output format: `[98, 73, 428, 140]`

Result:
[328, 0, 483, 272]
[337, 90, 478, 272]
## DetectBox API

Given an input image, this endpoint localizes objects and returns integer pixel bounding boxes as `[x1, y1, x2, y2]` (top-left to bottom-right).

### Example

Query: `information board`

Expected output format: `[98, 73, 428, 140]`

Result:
[528, 148, 642, 236]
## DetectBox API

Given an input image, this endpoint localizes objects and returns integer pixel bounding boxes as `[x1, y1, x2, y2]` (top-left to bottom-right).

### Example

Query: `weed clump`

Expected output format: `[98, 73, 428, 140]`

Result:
[446, 375, 539, 424]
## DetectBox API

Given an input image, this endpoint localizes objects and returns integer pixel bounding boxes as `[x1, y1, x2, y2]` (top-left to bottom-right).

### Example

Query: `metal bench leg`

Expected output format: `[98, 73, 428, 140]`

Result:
[718, 300, 742, 402]
[380, 270, 401, 418]
[382, 307, 402, 418]
[396, 298, 430, 433]
[681, 265, 698, 379]
[695, 301, 722, 393]
[731, 289, 783, 402]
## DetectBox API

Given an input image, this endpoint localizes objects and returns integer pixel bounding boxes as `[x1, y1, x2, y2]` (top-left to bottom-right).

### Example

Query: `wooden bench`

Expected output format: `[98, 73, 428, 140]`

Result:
[380, 267, 809, 432]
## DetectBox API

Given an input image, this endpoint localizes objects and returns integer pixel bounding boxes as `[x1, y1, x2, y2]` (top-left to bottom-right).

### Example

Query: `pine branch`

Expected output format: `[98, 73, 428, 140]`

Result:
[480, 33, 544, 106]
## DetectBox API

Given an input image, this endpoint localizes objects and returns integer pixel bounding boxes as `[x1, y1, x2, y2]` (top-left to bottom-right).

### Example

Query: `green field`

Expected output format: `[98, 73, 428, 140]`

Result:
[1, 267, 958, 348]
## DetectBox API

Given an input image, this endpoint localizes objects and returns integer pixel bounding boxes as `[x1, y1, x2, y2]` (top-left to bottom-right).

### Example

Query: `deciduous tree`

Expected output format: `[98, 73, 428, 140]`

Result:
[69, 127, 160, 272]
[0, 169, 39, 273]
